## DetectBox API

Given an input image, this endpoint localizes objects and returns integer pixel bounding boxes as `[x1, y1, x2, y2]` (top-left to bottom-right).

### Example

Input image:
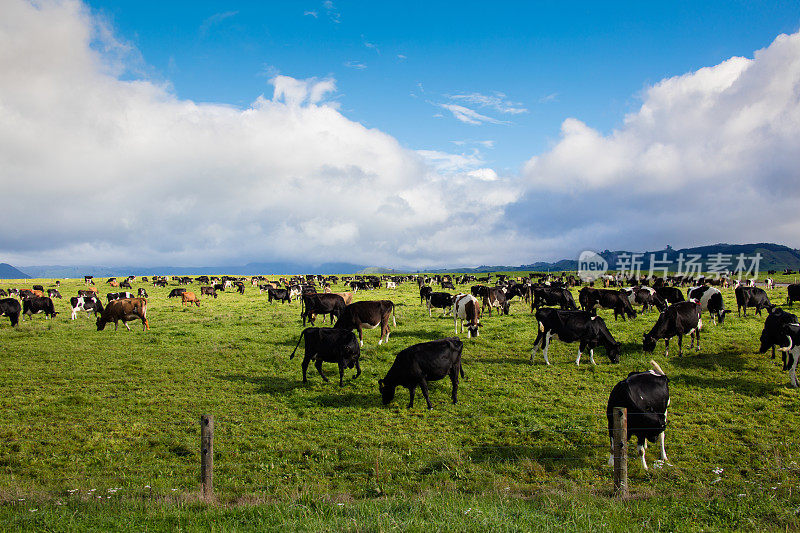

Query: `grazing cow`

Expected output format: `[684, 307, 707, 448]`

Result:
[70, 296, 104, 319]
[623, 287, 667, 313]
[655, 286, 685, 305]
[107, 292, 134, 302]
[268, 288, 291, 303]
[787, 284, 800, 306]
[181, 291, 200, 307]
[200, 286, 218, 298]
[22, 296, 58, 320]
[687, 285, 728, 324]
[236, 283, 245, 295]
[776, 323, 800, 387]
[453, 293, 482, 338]
[758, 307, 798, 365]
[0, 298, 21, 326]
[440, 280, 456, 290]
[137, 288, 148, 298]
[765, 278, 775, 290]
[386, 281, 397, 289]
[168, 288, 187, 298]
[47, 289, 62, 299]
[379, 338, 465, 409]
[97, 298, 149, 331]
[109, 281, 119, 288]
[120, 279, 132, 289]
[84, 275, 93, 284]
[607, 361, 670, 470]
[427, 292, 454, 317]
[419, 286, 433, 305]
[18, 289, 35, 300]
[301, 293, 346, 327]
[735, 286, 773, 317]
[289, 327, 361, 386]
[78, 288, 98, 298]
[531, 286, 578, 312]
[154, 279, 168, 287]
[482, 287, 510, 316]
[334, 300, 396, 346]
[643, 301, 702, 357]
[471, 285, 489, 298]
[579, 287, 637, 321]
[531, 308, 621, 365]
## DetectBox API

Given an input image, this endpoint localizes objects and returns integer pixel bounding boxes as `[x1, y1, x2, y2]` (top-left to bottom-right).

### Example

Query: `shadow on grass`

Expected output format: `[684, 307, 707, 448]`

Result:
[669, 349, 747, 371]
[671, 372, 783, 397]
[307, 391, 377, 409]
[468, 443, 596, 468]
[217, 373, 306, 394]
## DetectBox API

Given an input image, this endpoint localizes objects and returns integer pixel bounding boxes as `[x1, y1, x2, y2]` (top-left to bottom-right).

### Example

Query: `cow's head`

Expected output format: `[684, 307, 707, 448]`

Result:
[718, 309, 729, 324]
[642, 333, 657, 353]
[502, 302, 511, 315]
[378, 378, 395, 404]
[606, 342, 621, 364]
[96, 316, 106, 331]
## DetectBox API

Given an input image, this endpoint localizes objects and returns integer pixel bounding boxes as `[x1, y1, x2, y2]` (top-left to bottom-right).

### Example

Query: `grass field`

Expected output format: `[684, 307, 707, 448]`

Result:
[1, 275, 799, 531]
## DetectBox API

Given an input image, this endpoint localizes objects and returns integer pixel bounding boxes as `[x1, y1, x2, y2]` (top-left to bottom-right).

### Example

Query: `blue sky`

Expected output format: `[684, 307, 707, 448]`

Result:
[2, 0, 800, 268]
[87, 1, 800, 173]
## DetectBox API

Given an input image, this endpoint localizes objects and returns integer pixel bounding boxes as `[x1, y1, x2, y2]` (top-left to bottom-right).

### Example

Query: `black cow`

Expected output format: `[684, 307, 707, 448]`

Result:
[32, 284, 44, 292]
[107, 292, 134, 302]
[440, 280, 456, 290]
[471, 285, 489, 298]
[70, 296, 104, 319]
[427, 292, 454, 317]
[289, 327, 361, 386]
[531, 286, 578, 312]
[643, 301, 702, 357]
[137, 288, 148, 298]
[758, 307, 798, 366]
[168, 288, 187, 298]
[579, 287, 636, 320]
[22, 296, 58, 320]
[0, 298, 21, 326]
[200, 286, 218, 298]
[268, 288, 291, 304]
[687, 285, 728, 324]
[47, 289, 62, 299]
[378, 338, 465, 410]
[735, 285, 772, 316]
[531, 308, 620, 365]
[334, 300, 395, 346]
[301, 293, 346, 326]
[787, 284, 800, 306]
[607, 361, 670, 470]
[655, 286, 685, 305]
[419, 286, 433, 305]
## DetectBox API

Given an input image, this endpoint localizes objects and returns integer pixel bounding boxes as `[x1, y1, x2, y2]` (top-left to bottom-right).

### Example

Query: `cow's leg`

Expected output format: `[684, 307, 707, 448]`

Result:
[664, 339, 669, 358]
[531, 331, 544, 363]
[695, 328, 700, 351]
[771, 345, 776, 360]
[639, 438, 648, 470]
[677, 334, 683, 357]
[338, 362, 345, 387]
[407, 385, 416, 408]
[542, 331, 553, 365]
[71, 309, 76, 320]
[315, 359, 329, 382]
[589, 348, 596, 365]
[428, 305, 432, 318]
[358, 325, 364, 347]
[576, 342, 583, 366]
[659, 432, 670, 465]
[301, 354, 312, 382]
[419, 378, 433, 410]
[791, 356, 799, 388]
[450, 368, 459, 404]
[353, 359, 361, 380]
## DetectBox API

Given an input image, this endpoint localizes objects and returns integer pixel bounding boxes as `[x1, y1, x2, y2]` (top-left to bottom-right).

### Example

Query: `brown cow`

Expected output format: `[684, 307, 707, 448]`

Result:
[182, 291, 200, 307]
[32, 290, 43, 298]
[110, 281, 120, 287]
[78, 288, 98, 298]
[96, 298, 149, 331]
[335, 292, 354, 306]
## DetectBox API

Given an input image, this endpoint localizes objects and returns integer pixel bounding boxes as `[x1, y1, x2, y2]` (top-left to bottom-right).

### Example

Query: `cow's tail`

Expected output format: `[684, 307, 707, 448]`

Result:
[650, 360, 665, 376]
[290, 328, 306, 359]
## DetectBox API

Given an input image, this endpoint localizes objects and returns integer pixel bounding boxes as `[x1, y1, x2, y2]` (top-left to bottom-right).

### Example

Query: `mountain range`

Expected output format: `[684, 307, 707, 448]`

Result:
[5, 243, 800, 278]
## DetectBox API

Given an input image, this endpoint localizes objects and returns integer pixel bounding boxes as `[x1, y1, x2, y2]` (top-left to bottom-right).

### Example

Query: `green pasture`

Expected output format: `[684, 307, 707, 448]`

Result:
[0, 275, 799, 531]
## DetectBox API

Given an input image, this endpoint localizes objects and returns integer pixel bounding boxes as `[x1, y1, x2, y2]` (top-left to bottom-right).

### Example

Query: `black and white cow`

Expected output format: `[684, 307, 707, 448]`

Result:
[607, 361, 670, 470]
[531, 308, 621, 365]
[70, 296, 104, 320]
[427, 292, 454, 317]
[440, 280, 456, 290]
[622, 286, 666, 313]
[137, 288, 148, 298]
[47, 289, 62, 299]
[470, 285, 489, 298]
[22, 296, 58, 320]
[419, 286, 433, 305]
[643, 301, 702, 357]
[0, 298, 21, 326]
[775, 322, 800, 387]
[735, 286, 773, 317]
[379, 337, 465, 409]
[289, 327, 361, 386]
[758, 307, 798, 365]
[531, 286, 578, 312]
[482, 287, 510, 316]
[655, 286, 685, 305]
[107, 292, 134, 302]
[334, 300, 395, 346]
[453, 293, 482, 338]
[687, 285, 728, 324]
[579, 287, 637, 321]
[0, 289, 7, 297]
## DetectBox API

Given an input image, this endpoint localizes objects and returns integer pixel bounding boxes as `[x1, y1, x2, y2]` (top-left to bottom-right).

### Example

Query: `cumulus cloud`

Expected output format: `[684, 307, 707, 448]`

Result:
[514, 31, 800, 254]
[0, 0, 523, 268]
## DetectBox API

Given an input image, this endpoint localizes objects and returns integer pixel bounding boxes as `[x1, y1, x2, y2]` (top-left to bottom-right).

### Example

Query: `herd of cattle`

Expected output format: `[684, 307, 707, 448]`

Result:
[1, 271, 798, 469]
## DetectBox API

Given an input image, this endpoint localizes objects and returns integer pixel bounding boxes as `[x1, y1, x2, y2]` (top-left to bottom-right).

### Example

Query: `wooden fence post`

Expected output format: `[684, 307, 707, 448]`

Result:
[612, 407, 628, 498]
[200, 415, 214, 500]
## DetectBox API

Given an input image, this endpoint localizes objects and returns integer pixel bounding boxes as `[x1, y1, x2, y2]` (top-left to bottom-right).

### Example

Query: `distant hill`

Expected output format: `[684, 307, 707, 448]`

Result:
[20, 262, 369, 278]
[0, 263, 30, 279]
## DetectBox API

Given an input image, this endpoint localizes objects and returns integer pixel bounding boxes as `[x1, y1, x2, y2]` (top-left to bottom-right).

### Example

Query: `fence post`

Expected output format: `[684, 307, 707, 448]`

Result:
[612, 407, 628, 498]
[200, 415, 214, 500]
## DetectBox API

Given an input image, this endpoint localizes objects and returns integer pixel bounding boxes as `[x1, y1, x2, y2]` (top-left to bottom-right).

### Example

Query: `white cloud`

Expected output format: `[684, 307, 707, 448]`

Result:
[447, 92, 528, 114]
[303, 10, 318, 18]
[199, 11, 238, 37]
[0, 0, 522, 269]
[343, 60, 367, 70]
[435, 103, 509, 125]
